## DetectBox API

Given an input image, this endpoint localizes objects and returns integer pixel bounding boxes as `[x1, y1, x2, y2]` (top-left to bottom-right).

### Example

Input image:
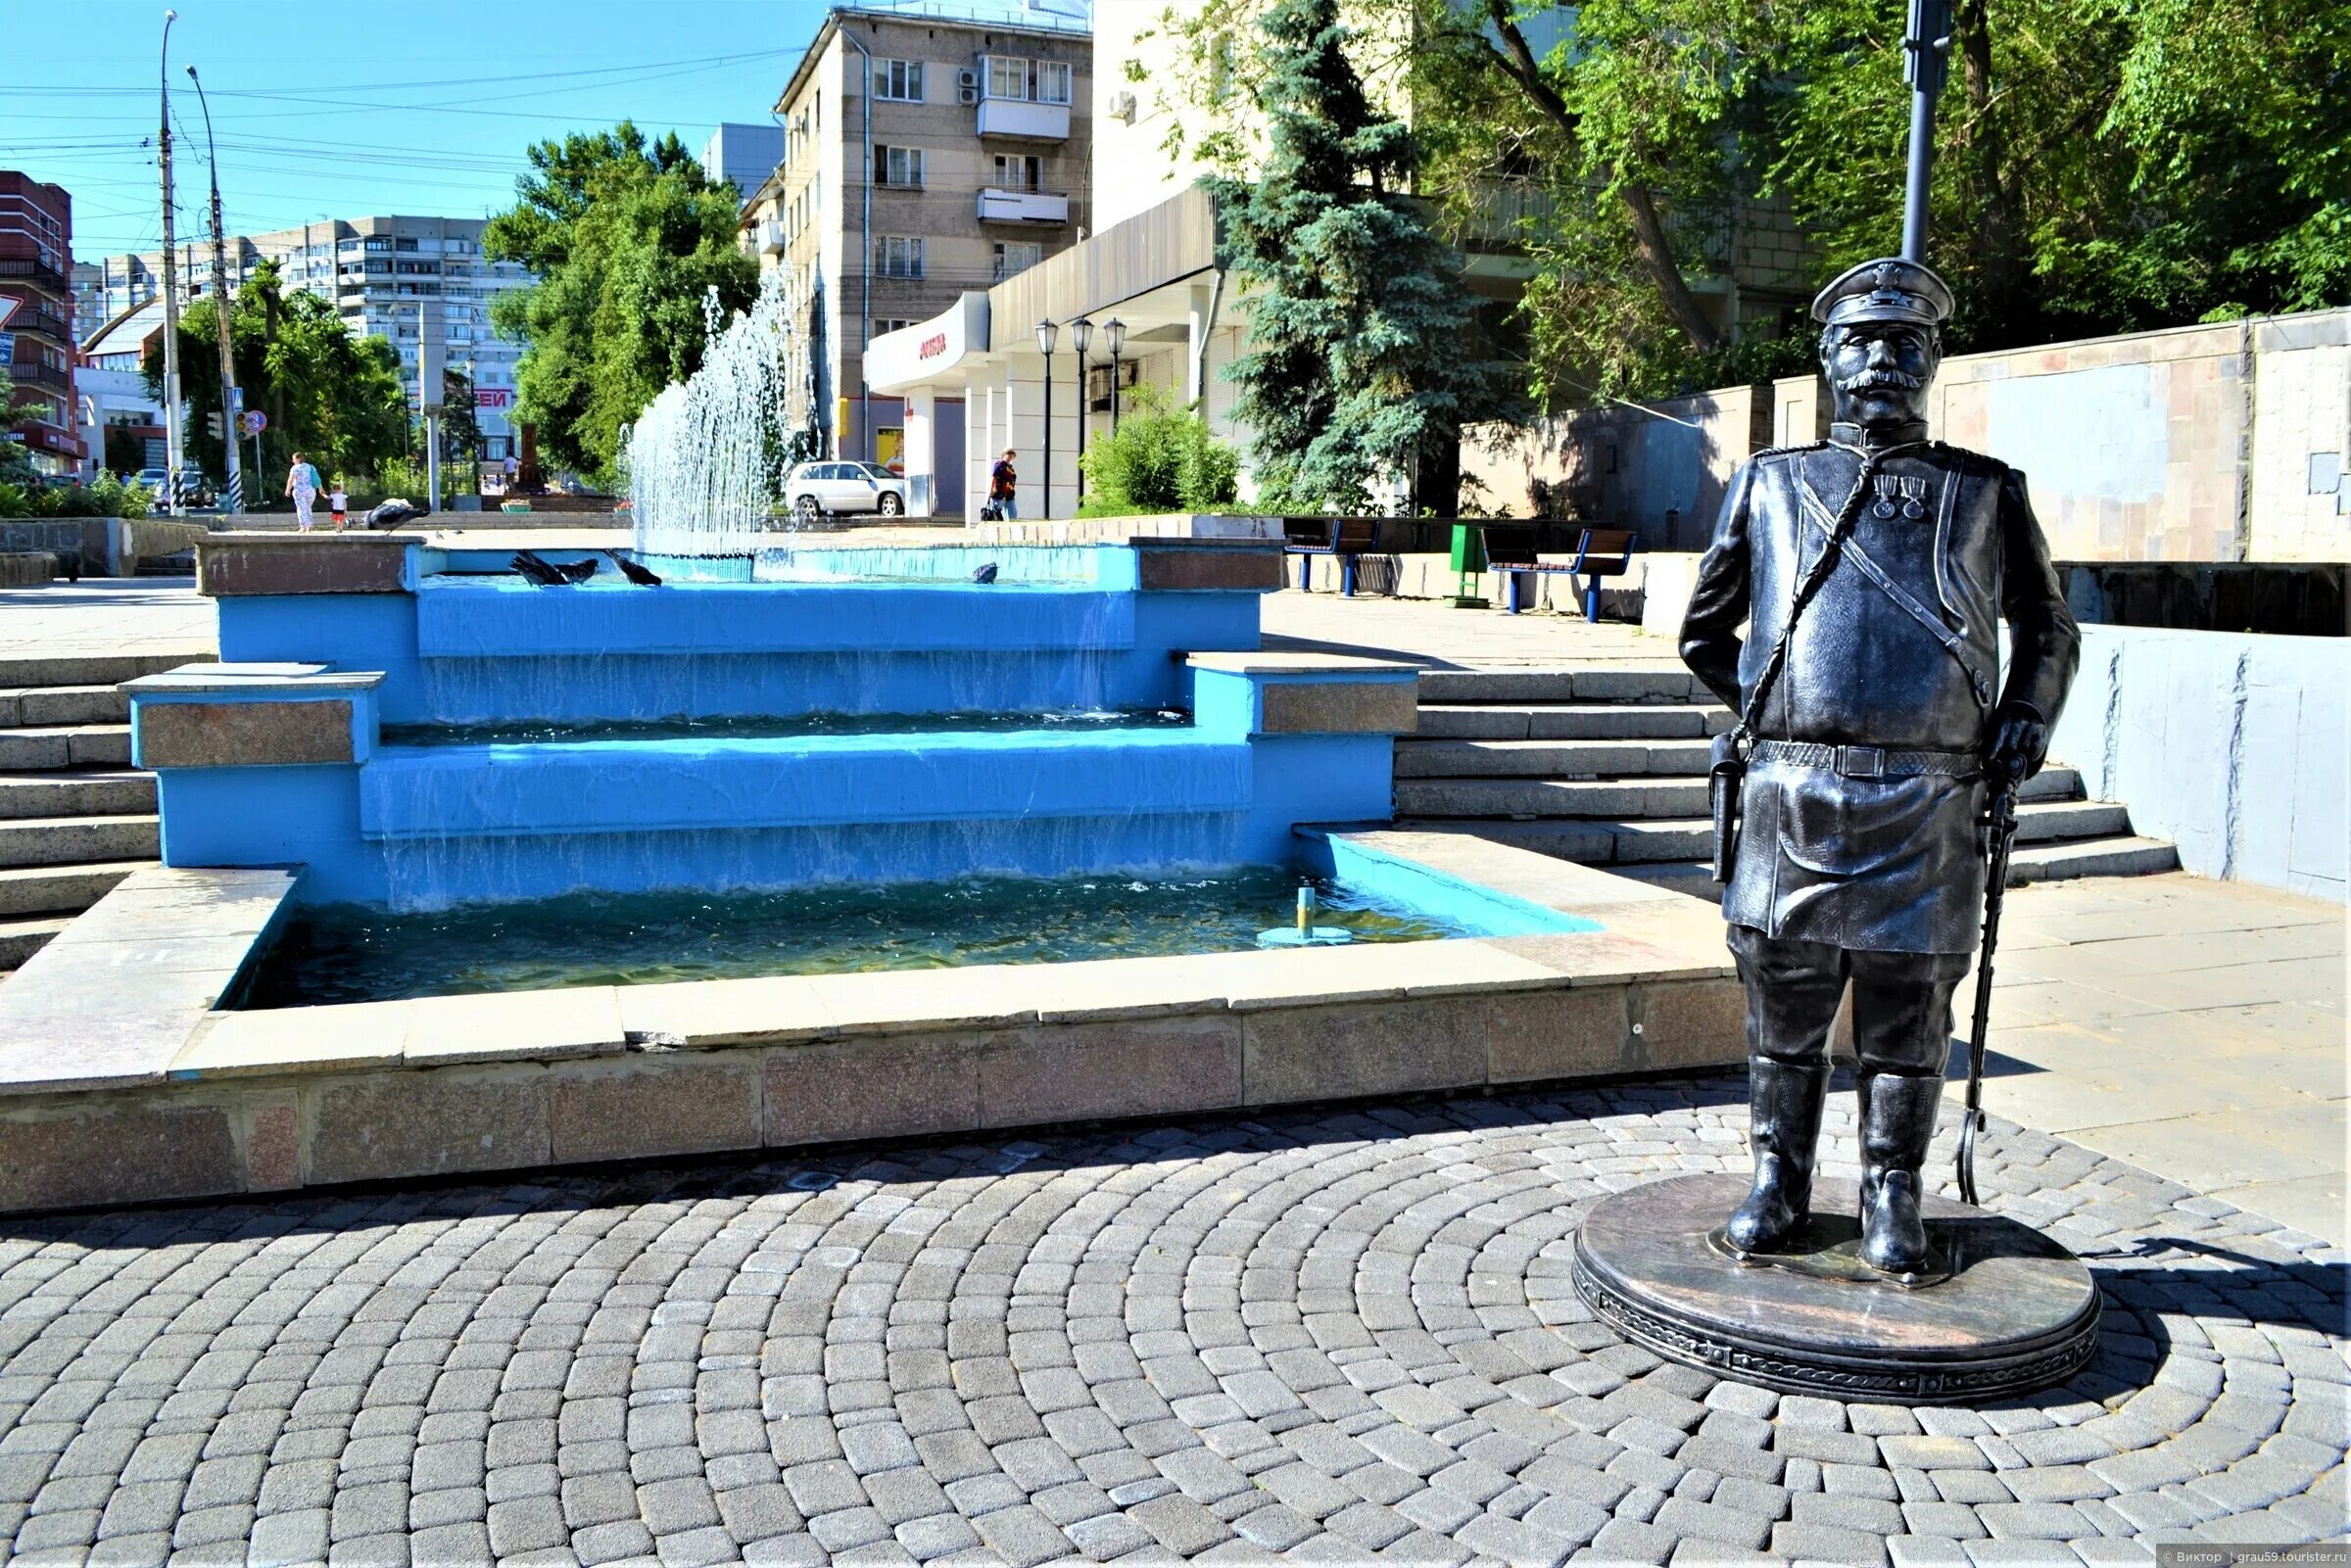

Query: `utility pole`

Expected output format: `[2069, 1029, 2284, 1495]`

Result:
[1900, 0, 1953, 263]
[186, 64, 242, 516]
[157, 9, 186, 517]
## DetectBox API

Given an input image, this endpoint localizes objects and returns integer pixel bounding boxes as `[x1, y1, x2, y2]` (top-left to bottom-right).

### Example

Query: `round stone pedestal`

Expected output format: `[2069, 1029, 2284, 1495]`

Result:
[1571, 1172, 2100, 1404]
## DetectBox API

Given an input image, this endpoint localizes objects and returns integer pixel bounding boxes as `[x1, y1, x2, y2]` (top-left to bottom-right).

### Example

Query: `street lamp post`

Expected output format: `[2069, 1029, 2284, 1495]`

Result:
[1034, 317, 1057, 521]
[1070, 316, 1092, 499]
[1104, 317, 1128, 436]
[157, 10, 186, 517]
[185, 64, 243, 516]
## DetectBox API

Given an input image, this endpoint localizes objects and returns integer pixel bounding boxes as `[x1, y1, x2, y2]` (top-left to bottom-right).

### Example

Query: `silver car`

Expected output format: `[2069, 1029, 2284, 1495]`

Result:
[786, 460, 908, 521]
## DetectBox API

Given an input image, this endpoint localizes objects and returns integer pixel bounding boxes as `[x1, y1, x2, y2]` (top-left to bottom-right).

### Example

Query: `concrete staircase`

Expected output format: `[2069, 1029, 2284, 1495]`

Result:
[0, 653, 192, 975]
[1398, 667, 2179, 898]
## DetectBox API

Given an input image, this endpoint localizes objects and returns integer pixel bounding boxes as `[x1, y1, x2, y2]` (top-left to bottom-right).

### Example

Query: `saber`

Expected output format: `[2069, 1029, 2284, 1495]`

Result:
[1956, 771, 2020, 1206]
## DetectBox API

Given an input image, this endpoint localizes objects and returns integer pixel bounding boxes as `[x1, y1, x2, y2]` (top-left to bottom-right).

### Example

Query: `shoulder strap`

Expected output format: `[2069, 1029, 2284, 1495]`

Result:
[1733, 447, 1888, 746]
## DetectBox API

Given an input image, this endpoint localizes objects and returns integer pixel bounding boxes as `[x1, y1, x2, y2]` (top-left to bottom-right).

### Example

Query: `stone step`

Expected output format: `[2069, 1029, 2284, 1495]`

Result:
[1394, 737, 1717, 779]
[0, 914, 72, 972]
[0, 769, 157, 821]
[0, 651, 207, 691]
[0, 859, 154, 918]
[0, 724, 132, 771]
[1415, 701, 1734, 741]
[2010, 834, 2182, 884]
[1415, 667, 1706, 705]
[1616, 834, 2183, 902]
[1396, 797, 2138, 863]
[0, 684, 129, 727]
[1394, 775, 1713, 819]
[0, 814, 161, 870]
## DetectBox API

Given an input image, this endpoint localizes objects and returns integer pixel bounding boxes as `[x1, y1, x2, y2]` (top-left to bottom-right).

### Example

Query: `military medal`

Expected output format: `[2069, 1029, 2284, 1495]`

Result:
[1872, 474, 1899, 518]
[1899, 476, 1929, 519]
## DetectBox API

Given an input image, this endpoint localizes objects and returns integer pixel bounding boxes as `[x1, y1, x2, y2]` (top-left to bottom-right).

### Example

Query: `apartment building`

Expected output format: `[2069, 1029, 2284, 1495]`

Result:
[702, 124, 788, 207]
[1, 172, 82, 476]
[740, 5, 1091, 496]
[75, 214, 534, 459]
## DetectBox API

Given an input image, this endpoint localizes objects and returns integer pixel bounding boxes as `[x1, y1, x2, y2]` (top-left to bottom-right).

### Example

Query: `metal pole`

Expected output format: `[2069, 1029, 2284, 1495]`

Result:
[158, 10, 186, 517]
[1042, 347, 1053, 521]
[187, 65, 242, 515]
[1899, 0, 1952, 263]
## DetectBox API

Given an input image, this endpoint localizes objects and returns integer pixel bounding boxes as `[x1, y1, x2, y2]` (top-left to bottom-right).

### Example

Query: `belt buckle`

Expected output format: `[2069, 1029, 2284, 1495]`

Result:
[1840, 744, 1886, 780]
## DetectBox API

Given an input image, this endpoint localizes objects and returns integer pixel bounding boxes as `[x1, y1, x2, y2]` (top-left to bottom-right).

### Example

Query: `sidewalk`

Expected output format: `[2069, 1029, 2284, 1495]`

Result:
[1975, 872, 2346, 1246]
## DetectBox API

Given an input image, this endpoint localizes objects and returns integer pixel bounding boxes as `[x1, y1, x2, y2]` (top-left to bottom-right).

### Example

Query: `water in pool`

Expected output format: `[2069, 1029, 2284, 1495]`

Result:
[240, 869, 1463, 1009]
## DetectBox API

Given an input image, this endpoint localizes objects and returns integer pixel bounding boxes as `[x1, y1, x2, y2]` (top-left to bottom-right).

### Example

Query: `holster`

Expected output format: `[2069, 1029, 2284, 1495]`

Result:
[1709, 732, 1746, 883]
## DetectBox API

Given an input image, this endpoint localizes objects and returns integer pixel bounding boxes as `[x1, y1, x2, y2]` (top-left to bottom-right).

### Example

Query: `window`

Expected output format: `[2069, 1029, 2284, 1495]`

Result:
[873, 318, 916, 337]
[878, 146, 925, 187]
[984, 56, 1072, 103]
[992, 155, 1042, 192]
[874, 235, 924, 278]
[876, 59, 924, 101]
[362, 237, 391, 253]
[985, 56, 1030, 99]
[395, 237, 419, 252]
[338, 238, 361, 254]
[992, 241, 1042, 280]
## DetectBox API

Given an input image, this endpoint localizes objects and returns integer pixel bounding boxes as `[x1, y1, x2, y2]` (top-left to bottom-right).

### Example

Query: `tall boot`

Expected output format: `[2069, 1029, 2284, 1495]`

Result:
[1725, 1057, 1831, 1256]
[1858, 1070, 1944, 1275]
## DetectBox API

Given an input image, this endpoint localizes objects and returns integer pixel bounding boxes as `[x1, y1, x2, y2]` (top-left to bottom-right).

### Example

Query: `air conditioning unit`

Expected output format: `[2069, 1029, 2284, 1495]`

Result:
[957, 69, 980, 104]
[1108, 90, 1137, 123]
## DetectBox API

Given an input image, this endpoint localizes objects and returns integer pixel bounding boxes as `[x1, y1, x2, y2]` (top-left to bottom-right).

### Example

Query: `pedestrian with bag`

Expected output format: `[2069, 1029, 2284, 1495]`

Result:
[986, 449, 1018, 521]
[285, 451, 322, 532]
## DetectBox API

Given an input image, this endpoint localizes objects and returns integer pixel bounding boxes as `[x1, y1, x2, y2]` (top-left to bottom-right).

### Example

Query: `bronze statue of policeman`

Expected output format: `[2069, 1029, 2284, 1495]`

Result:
[1678, 258, 2080, 1279]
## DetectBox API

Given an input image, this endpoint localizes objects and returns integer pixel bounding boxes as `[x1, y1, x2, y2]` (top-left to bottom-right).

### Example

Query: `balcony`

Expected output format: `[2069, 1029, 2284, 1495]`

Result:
[0, 258, 69, 295]
[5, 361, 72, 395]
[3, 304, 72, 347]
[975, 97, 1070, 142]
[976, 188, 1071, 225]
[755, 218, 786, 257]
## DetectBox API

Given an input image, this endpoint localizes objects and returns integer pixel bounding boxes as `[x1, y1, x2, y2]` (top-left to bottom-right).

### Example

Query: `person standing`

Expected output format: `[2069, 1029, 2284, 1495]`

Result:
[285, 451, 322, 532]
[329, 479, 349, 531]
[988, 449, 1018, 521]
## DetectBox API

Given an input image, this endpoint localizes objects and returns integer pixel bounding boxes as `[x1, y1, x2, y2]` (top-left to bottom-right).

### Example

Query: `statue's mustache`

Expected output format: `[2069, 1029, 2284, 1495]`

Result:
[1839, 368, 1923, 393]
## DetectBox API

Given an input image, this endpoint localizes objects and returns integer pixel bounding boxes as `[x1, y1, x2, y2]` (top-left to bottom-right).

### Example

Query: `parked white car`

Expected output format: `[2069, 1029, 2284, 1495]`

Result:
[786, 461, 908, 521]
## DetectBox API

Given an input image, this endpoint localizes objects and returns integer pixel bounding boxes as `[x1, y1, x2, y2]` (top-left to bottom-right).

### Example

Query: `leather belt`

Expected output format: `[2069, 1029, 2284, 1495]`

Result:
[1751, 739, 1981, 780]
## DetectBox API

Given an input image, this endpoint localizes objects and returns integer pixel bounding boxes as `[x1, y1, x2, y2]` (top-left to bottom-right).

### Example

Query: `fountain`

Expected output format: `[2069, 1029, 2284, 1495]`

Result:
[119, 285, 1600, 975]
[627, 267, 803, 568]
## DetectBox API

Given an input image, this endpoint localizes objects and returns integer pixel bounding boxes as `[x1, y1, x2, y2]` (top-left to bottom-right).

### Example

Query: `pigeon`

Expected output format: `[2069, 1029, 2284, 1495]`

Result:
[971, 562, 998, 584]
[365, 499, 422, 531]
[603, 550, 663, 587]
[552, 556, 599, 583]
[509, 550, 569, 587]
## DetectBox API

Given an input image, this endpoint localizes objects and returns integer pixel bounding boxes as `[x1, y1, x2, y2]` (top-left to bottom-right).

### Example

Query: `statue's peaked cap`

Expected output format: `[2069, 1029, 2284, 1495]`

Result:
[1810, 257, 1953, 328]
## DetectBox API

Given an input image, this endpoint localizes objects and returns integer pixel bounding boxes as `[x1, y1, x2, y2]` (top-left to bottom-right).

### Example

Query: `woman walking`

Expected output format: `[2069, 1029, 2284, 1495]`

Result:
[285, 451, 322, 532]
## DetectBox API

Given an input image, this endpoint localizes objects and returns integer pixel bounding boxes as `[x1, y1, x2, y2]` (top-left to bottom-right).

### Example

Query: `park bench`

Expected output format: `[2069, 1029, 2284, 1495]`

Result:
[1483, 524, 1639, 621]
[1283, 516, 1381, 596]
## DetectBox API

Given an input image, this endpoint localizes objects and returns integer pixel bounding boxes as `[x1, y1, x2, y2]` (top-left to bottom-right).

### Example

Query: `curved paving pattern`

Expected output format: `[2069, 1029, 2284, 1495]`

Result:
[0, 1077, 2342, 1567]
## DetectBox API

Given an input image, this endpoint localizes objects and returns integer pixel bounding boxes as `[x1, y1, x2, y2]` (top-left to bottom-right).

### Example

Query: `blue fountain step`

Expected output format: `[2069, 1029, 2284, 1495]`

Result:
[413, 576, 1145, 658]
[359, 728, 1256, 839]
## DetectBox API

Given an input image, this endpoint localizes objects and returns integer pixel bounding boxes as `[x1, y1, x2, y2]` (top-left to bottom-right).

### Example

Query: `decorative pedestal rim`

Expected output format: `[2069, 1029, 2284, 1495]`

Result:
[1571, 1172, 2102, 1405]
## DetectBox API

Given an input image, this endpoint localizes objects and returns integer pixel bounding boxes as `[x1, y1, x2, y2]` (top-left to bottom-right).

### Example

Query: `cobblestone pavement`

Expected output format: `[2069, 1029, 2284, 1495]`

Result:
[1, 1078, 2342, 1568]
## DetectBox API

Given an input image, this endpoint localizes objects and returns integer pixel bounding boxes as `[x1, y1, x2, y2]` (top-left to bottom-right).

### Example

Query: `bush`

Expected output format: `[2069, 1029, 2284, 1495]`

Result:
[1076, 386, 1240, 516]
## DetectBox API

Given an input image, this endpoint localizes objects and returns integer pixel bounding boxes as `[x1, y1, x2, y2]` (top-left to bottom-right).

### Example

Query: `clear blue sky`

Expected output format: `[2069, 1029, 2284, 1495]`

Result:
[0, 0, 897, 261]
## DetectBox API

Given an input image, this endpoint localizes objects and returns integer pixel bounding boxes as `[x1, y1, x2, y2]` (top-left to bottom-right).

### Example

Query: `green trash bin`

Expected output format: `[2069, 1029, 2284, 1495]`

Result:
[1447, 521, 1490, 609]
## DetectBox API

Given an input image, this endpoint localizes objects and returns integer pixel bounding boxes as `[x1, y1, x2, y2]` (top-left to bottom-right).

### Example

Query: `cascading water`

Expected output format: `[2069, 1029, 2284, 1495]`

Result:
[625, 265, 803, 564]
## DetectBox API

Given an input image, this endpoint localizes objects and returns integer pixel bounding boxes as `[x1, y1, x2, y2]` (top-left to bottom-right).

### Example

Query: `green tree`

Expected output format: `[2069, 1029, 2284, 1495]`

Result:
[484, 121, 757, 487]
[1163, 0, 2346, 403]
[0, 366, 38, 490]
[435, 366, 485, 468]
[1208, 0, 1523, 512]
[145, 261, 410, 493]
